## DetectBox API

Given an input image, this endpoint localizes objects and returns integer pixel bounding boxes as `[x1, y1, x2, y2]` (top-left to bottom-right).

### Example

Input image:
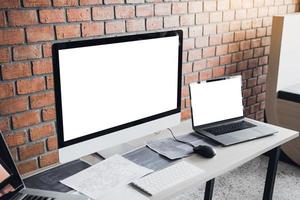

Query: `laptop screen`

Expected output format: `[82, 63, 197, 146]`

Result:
[190, 75, 244, 127]
[0, 133, 23, 199]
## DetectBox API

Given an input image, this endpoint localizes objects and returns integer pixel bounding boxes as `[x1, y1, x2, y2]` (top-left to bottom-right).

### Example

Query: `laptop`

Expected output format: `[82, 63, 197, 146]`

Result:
[0, 132, 87, 200]
[189, 75, 277, 146]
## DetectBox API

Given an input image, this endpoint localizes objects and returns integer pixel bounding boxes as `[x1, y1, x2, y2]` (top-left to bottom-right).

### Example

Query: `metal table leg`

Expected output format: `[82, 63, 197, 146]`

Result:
[204, 179, 215, 200]
[263, 147, 281, 200]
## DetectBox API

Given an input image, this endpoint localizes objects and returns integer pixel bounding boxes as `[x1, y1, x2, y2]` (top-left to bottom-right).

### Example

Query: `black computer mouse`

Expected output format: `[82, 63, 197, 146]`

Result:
[193, 145, 216, 158]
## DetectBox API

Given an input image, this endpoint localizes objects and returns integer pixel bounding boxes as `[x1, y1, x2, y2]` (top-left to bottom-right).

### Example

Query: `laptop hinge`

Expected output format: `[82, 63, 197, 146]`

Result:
[194, 116, 244, 130]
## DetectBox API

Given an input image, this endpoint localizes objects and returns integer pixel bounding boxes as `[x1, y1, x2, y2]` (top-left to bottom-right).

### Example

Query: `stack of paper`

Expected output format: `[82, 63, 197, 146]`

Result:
[61, 155, 153, 200]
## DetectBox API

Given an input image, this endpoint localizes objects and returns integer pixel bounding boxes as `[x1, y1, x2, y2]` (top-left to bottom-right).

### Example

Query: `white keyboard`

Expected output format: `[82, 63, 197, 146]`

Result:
[132, 161, 204, 196]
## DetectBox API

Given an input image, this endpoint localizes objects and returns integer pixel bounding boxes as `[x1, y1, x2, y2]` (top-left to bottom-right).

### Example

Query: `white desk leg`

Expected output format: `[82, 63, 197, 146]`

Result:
[263, 147, 281, 200]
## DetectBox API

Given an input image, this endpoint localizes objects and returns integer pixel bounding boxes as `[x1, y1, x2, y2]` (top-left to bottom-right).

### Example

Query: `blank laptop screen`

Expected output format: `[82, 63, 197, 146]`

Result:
[190, 75, 244, 127]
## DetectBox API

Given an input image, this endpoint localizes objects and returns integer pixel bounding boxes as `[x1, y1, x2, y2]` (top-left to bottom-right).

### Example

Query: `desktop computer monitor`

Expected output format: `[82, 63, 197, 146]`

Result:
[52, 30, 183, 163]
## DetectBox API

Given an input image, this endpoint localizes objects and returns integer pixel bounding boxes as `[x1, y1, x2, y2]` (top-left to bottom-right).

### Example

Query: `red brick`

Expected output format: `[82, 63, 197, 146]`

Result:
[154, 3, 171, 16]
[116, 6, 135, 19]
[228, 43, 239, 53]
[244, 49, 253, 59]
[210, 12, 222, 23]
[82, 22, 104, 37]
[232, 52, 243, 62]
[209, 34, 222, 45]
[42, 107, 56, 121]
[0, 11, 6, 27]
[8, 10, 37, 26]
[0, 48, 10, 63]
[105, 21, 125, 34]
[188, 49, 202, 61]
[46, 75, 54, 89]
[32, 59, 53, 75]
[23, 0, 51, 7]
[242, 20, 252, 30]
[30, 123, 55, 141]
[56, 24, 81, 39]
[0, 82, 14, 99]
[181, 109, 191, 120]
[223, 32, 234, 43]
[47, 136, 58, 150]
[218, 0, 229, 10]
[4, 131, 26, 147]
[203, 24, 216, 35]
[234, 31, 246, 41]
[183, 38, 194, 51]
[184, 72, 198, 85]
[17, 159, 38, 175]
[12, 111, 40, 129]
[216, 45, 228, 56]
[199, 69, 212, 80]
[0, 97, 28, 115]
[0, 0, 20, 8]
[0, 28, 24, 45]
[13, 45, 42, 61]
[126, 19, 145, 32]
[53, 0, 78, 6]
[237, 61, 248, 71]
[2, 62, 31, 80]
[164, 16, 179, 28]
[39, 9, 65, 23]
[17, 77, 46, 95]
[30, 91, 55, 109]
[67, 8, 91, 22]
[196, 13, 209, 25]
[220, 55, 231, 65]
[193, 60, 206, 71]
[247, 78, 257, 88]
[182, 63, 192, 74]
[19, 142, 45, 160]
[80, 0, 102, 5]
[180, 14, 195, 26]
[146, 17, 163, 30]
[172, 2, 187, 14]
[236, 9, 246, 20]
[225, 64, 237, 74]
[188, 1, 202, 13]
[195, 36, 208, 48]
[217, 23, 229, 33]
[92, 7, 114, 20]
[42, 43, 52, 57]
[202, 46, 215, 58]
[104, 0, 124, 4]
[189, 26, 202, 37]
[207, 57, 219, 68]
[39, 151, 59, 168]
[136, 5, 153, 17]
[223, 10, 234, 21]
[26, 26, 54, 43]
[0, 118, 10, 132]
[181, 86, 189, 98]
[213, 66, 225, 77]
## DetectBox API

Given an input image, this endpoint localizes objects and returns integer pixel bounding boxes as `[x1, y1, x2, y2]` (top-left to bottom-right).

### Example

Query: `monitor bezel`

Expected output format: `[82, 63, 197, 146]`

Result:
[52, 30, 183, 148]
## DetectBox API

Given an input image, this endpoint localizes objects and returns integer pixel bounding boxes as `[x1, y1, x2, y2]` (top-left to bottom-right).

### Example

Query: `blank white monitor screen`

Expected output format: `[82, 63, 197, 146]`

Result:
[57, 35, 180, 143]
[190, 75, 244, 127]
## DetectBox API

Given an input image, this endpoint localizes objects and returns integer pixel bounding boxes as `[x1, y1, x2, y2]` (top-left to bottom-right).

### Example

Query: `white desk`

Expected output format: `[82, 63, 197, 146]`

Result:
[28, 119, 298, 200]
[105, 118, 298, 200]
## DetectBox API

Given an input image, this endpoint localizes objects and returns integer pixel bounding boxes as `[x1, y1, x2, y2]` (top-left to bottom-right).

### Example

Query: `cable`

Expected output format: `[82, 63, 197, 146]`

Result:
[167, 128, 195, 148]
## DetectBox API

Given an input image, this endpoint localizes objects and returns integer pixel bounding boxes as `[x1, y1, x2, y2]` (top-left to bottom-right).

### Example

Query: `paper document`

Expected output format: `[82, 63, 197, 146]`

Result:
[61, 154, 153, 199]
[147, 133, 207, 160]
[100, 185, 149, 200]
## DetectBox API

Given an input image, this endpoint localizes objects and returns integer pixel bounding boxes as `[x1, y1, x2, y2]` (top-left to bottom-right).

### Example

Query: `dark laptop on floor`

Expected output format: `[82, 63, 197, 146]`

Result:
[189, 75, 277, 146]
[0, 132, 87, 200]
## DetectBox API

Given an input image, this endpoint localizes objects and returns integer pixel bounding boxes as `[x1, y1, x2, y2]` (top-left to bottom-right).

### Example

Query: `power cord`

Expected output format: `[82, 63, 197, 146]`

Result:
[167, 128, 195, 148]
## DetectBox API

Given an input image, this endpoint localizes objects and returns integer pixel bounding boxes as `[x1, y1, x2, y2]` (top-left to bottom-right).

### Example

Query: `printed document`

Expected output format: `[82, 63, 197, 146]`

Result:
[61, 154, 153, 199]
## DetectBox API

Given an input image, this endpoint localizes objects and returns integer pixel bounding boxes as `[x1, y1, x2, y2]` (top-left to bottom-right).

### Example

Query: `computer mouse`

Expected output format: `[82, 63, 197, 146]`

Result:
[193, 145, 216, 158]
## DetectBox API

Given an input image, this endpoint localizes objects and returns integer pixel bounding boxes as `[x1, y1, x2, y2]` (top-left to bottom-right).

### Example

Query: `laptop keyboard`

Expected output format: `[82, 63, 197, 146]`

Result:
[22, 194, 55, 200]
[204, 121, 256, 136]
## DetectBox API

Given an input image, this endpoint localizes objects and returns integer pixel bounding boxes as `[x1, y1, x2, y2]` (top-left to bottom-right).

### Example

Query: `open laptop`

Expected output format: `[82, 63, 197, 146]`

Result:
[0, 132, 87, 200]
[189, 75, 277, 146]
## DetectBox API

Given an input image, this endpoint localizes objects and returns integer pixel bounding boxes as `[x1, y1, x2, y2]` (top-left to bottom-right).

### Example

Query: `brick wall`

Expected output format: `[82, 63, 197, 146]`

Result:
[0, 0, 299, 175]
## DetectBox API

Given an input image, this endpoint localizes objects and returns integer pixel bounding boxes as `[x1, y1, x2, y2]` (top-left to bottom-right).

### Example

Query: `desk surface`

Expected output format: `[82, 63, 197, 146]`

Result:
[121, 118, 298, 200]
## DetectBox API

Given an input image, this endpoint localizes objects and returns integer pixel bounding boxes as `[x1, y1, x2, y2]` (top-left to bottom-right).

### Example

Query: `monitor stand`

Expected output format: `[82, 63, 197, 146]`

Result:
[97, 143, 136, 159]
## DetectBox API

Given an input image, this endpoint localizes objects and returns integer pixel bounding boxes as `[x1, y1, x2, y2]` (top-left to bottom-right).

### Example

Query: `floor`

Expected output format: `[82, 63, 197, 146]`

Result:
[174, 156, 300, 200]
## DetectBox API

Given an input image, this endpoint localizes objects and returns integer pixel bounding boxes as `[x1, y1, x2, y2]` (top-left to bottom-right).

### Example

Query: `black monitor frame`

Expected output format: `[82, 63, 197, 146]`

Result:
[52, 30, 183, 148]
